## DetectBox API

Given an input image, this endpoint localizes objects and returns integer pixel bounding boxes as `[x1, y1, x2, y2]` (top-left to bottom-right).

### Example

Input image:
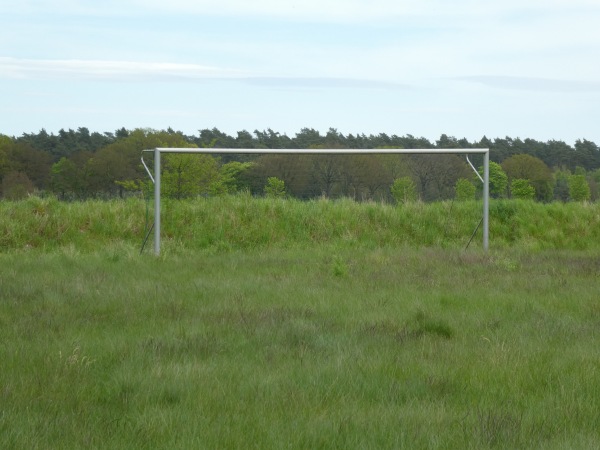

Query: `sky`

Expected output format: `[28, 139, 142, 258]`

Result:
[1, 0, 600, 144]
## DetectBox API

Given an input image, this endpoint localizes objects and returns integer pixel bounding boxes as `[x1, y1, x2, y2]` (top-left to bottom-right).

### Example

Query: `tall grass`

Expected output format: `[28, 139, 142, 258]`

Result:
[1, 246, 599, 448]
[1, 195, 599, 253]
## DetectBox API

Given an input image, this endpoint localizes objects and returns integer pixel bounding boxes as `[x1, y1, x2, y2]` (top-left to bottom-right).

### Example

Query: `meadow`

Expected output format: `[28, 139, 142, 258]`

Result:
[2, 194, 600, 252]
[1, 196, 599, 449]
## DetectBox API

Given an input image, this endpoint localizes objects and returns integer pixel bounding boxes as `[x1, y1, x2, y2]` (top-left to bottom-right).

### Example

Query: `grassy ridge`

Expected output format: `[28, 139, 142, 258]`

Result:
[1, 247, 599, 448]
[1, 195, 600, 253]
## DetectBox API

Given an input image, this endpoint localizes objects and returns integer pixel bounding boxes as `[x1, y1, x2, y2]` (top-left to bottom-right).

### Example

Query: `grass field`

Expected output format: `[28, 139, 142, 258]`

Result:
[2, 195, 600, 252]
[1, 197, 600, 448]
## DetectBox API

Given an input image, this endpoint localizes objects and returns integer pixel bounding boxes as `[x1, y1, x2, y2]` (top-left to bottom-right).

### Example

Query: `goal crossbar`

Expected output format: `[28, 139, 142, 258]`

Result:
[141, 148, 490, 254]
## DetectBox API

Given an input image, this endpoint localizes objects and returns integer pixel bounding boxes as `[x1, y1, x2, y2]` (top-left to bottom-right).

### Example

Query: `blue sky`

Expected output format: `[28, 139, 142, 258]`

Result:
[1, 0, 600, 144]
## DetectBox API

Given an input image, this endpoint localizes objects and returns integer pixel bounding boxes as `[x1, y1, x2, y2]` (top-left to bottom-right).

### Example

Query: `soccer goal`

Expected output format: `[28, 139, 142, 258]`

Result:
[141, 148, 489, 255]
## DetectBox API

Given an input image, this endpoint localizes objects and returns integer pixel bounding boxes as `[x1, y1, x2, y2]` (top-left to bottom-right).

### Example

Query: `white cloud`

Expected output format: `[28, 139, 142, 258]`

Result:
[243, 77, 408, 90]
[456, 76, 600, 93]
[0, 57, 409, 90]
[0, 57, 246, 81]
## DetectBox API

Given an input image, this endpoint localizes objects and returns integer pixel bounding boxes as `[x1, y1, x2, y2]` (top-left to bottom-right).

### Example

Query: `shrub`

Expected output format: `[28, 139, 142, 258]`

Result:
[391, 176, 417, 204]
[2, 171, 35, 200]
[510, 179, 535, 200]
[264, 177, 286, 198]
[568, 175, 591, 202]
[487, 162, 509, 198]
[455, 178, 476, 201]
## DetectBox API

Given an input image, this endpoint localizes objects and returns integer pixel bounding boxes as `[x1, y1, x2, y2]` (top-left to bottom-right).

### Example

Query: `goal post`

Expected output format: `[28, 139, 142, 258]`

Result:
[141, 147, 490, 255]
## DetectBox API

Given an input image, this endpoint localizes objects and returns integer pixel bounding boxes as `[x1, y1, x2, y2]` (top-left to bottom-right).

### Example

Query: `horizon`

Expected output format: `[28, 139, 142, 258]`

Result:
[5, 125, 598, 148]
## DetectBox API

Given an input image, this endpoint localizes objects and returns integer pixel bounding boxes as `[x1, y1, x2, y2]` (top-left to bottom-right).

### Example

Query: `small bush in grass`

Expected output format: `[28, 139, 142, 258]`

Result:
[264, 177, 286, 198]
[510, 179, 535, 200]
[455, 178, 476, 201]
[391, 176, 417, 204]
[569, 174, 591, 202]
[411, 310, 454, 339]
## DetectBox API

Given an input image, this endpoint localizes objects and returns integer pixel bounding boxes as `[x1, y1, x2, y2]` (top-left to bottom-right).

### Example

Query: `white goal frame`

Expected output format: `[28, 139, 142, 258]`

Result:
[142, 148, 489, 255]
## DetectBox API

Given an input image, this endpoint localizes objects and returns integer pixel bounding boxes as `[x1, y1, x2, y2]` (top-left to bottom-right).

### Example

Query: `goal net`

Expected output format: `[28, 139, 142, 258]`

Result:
[141, 148, 489, 254]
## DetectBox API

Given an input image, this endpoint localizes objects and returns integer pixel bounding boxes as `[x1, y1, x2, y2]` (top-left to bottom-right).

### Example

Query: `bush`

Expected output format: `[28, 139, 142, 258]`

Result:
[264, 177, 286, 198]
[568, 175, 591, 202]
[2, 171, 35, 200]
[455, 178, 476, 201]
[391, 177, 417, 204]
[511, 179, 535, 200]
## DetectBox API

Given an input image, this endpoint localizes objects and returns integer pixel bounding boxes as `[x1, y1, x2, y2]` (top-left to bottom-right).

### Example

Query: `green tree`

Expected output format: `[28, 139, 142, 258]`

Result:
[568, 175, 591, 202]
[590, 168, 600, 201]
[324, 128, 347, 148]
[257, 128, 293, 149]
[264, 177, 286, 198]
[553, 168, 571, 201]
[0, 134, 12, 178]
[196, 128, 236, 151]
[436, 134, 461, 148]
[248, 154, 310, 198]
[502, 154, 553, 201]
[308, 155, 343, 198]
[85, 128, 194, 197]
[410, 155, 471, 201]
[483, 161, 508, 198]
[84, 146, 131, 196]
[391, 177, 417, 204]
[162, 154, 220, 199]
[293, 128, 322, 148]
[235, 130, 256, 148]
[510, 179, 535, 200]
[454, 178, 476, 201]
[573, 139, 600, 171]
[211, 161, 254, 195]
[50, 157, 80, 199]
[339, 155, 391, 201]
[1, 171, 35, 199]
[0, 141, 52, 191]
[377, 154, 411, 181]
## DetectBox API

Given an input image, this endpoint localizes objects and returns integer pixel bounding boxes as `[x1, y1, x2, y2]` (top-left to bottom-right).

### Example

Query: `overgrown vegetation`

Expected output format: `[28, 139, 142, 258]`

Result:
[2, 196, 600, 253]
[1, 244, 599, 449]
[2, 197, 599, 448]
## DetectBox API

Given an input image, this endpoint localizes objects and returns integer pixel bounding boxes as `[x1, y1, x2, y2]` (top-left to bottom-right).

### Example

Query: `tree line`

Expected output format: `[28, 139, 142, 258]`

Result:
[0, 127, 599, 202]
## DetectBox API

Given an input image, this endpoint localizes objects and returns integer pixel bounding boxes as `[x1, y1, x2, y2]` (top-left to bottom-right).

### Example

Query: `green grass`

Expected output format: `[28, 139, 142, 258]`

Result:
[1, 196, 600, 448]
[1, 244, 600, 449]
[1, 195, 600, 253]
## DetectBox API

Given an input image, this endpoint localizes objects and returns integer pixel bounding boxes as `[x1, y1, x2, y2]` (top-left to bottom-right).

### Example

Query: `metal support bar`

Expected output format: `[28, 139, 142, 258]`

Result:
[465, 154, 489, 251]
[466, 155, 484, 183]
[483, 151, 489, 251]
[148, 148, 489, 155]
[154, 148, 161, 255]
[141, 152, 155, 183]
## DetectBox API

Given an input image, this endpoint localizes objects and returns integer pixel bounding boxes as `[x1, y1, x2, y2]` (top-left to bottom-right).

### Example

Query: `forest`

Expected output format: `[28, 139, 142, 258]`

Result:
[1, 127, 599, 202]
